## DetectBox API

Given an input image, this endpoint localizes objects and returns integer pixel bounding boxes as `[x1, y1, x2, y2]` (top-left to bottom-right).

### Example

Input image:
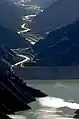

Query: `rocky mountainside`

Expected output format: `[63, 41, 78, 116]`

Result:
[29, 0, 79, 36]
[31, 20, 79, 66]
[0, 45, 24, 65]
[0, 25, 31, 48]
[0, 0, 27, 31]
[0, 44, 47, 119]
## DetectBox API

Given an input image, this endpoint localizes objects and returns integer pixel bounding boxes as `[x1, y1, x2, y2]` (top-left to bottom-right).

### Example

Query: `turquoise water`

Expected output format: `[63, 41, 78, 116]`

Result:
[10, 80, 79, 119]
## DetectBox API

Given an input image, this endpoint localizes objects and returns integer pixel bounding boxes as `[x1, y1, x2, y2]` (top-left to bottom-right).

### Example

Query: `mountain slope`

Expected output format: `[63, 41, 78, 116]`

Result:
[0, 0, 27, 31]
[30, 0, 79, 36]
[0, 25, 31, 48]
[32, 20, 79, 66]
[0, 46, 47, 118]
[0, 45, 24, 65]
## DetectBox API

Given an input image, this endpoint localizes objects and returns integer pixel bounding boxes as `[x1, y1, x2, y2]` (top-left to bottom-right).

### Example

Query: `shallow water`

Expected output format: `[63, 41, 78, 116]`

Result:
[12, 80, 79, 119]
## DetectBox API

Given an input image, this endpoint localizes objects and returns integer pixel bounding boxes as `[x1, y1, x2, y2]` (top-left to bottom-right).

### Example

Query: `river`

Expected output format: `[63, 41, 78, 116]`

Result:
[9, 80, 79, 119]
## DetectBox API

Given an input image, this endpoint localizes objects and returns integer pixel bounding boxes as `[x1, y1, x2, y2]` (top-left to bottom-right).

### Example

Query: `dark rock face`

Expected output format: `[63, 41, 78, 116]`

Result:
[0, 45, 24, 65]
[32, 20, 79, 66]
[73, 110, 79, 118]
[0, 112, 11, 119]
[30, 0, 79, 36]
[0, 25, 31, 48]
[0, 45, 17, 65]
[0, 51, 47, 118]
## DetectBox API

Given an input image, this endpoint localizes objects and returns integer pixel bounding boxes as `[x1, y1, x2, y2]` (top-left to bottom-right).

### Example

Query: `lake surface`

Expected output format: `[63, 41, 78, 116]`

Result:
[14, 80, 79, 119]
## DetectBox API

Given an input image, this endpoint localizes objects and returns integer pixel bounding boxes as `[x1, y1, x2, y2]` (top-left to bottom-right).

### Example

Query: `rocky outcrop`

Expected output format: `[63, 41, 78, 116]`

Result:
[73, 110, 79, 118]
[0, 112, 11, 119]
[0, 51, 47, 118]
[0, 45, 19, 65]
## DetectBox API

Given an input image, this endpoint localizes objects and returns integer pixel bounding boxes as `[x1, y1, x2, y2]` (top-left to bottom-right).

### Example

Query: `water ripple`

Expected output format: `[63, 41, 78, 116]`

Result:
[38, 96, 79, 109]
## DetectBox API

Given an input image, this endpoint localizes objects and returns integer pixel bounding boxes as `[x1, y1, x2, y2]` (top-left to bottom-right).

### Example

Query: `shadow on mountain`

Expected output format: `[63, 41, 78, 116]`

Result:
[0, 25, 31, 48]
[0, 0, 27, 31]
[29, 0, 79, 36]
[26, 20, 79, 66]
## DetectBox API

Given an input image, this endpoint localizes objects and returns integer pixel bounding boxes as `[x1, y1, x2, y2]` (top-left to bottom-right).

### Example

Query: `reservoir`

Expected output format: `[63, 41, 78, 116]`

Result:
[15, 80, 79, 119]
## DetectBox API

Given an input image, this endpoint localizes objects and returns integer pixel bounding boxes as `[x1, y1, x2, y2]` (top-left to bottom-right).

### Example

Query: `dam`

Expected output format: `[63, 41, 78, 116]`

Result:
[14, 66, 79, 80]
